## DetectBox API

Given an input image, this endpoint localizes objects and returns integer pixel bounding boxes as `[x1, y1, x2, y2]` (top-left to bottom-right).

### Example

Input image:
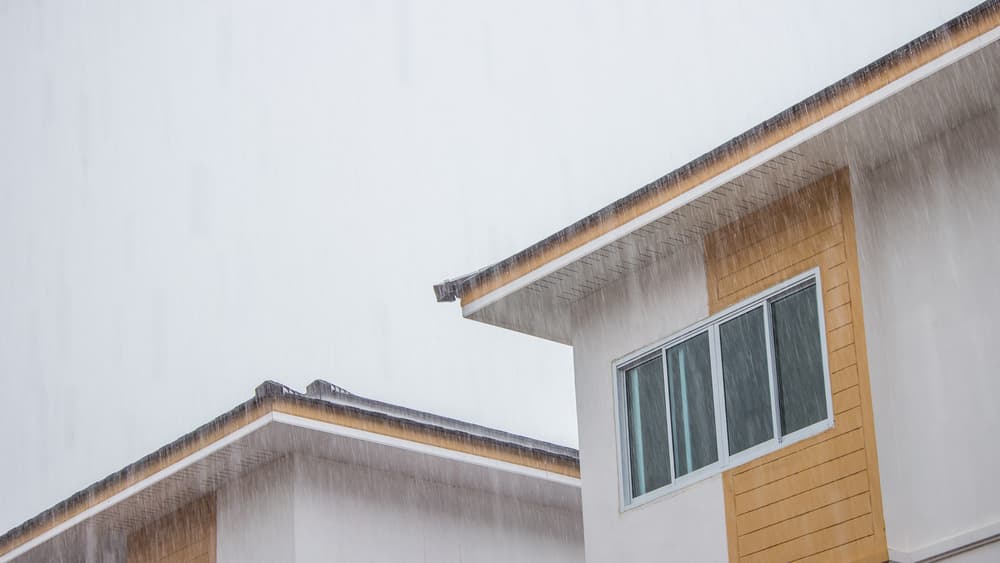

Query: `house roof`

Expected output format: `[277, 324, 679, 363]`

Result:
[434, 0, 1000, 308]
[0, 380, 579, 560]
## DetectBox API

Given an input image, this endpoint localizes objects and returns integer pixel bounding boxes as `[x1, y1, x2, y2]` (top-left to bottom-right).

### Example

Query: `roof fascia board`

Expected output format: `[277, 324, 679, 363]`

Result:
[305, 385, 576, 458]
[271, 411, 582, 488]
[461, 24, 1000, 320]
[0, 413, 276, 563]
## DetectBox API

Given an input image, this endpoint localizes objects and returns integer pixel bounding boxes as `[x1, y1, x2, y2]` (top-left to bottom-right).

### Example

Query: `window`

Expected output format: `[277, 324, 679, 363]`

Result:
[665, 332, 717, 477]
[616, 270, 832, 507]
[623, 357, 670, 496]
[720, 307, 772, 455]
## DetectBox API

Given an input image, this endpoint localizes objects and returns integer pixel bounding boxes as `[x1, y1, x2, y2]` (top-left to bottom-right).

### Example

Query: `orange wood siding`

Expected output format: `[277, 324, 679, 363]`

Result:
[704, 170, 888, 563]
[127, 495, 216, 563]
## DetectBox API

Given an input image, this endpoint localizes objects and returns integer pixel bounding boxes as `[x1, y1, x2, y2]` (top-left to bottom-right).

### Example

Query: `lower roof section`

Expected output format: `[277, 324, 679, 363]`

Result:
[0, 381, 579, 562]
[462, 25, 1000, 344]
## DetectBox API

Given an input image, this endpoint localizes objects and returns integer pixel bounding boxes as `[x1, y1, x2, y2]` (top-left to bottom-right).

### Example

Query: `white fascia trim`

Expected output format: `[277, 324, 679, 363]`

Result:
[0, 413, 275, 563]
[889, 521, 1000, 562]
[270, 412, 581, 488]
[461, 25, 1000, 319]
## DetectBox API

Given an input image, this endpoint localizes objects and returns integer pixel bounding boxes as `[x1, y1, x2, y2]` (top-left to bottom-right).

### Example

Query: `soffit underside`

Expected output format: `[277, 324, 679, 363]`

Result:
[520, 151, 838, 305]
[466, 38, 1000, 344]
[467, 149, 842, 344]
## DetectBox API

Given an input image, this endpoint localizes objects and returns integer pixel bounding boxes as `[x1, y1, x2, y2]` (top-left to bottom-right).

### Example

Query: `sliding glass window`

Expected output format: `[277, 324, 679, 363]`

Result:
[617, 271, 832, 506]
[623, 356, 671, 496]
[772, 285, 827, 435]
[665, 333, 717, 477]
[720, 307, 773, 455]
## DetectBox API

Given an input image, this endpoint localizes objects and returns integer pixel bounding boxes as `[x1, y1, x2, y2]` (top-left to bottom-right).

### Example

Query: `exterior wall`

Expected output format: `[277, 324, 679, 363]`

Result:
[290, 454, 583, 563]
[127, 496, 215, 563]
[216, 453, 582, 563]
[569, 244, 730, 562]
[216, 458, 296, 563]
[852, 109, 1000, 559]
[703, 171, 888, 562]
[948, 542, 1000, 563]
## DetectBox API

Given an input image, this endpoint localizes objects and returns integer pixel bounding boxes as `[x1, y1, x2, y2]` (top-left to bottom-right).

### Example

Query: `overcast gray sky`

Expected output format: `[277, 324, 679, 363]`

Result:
[0, 0, 979, 532]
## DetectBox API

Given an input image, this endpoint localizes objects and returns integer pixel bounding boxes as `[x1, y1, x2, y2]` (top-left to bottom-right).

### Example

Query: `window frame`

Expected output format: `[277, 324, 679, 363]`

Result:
[613, 268, 833, 511]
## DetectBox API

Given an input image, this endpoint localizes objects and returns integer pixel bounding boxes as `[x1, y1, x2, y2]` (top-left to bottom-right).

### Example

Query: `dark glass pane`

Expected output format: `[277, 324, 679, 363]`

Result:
[721, 307, 774, 454]
[772, 284, 827, 435]
[666, 332, 718, 477]
[624, 356, 670, 496]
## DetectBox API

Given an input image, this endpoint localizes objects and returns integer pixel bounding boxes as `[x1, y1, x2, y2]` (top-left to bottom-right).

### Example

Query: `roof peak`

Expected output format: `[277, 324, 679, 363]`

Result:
[305, 379, 353, 397]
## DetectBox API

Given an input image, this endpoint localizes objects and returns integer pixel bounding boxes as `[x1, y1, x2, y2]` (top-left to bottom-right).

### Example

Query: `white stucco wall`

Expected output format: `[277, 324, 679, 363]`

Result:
[216, 457, 297, 563]
[569, 244, 728, 562]
[853, 109, 1000, 559]
[289, 455, 583, 563]
[948, 542, 1000, 563]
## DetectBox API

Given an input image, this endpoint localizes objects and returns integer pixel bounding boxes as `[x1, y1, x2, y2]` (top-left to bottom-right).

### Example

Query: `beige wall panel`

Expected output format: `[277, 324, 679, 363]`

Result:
[127, 495, 215, 563]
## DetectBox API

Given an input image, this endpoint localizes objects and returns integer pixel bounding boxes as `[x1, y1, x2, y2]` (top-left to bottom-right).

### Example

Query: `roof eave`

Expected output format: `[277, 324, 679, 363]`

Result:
[434, 0, 1000, 309]
[0, 381, 579, 559]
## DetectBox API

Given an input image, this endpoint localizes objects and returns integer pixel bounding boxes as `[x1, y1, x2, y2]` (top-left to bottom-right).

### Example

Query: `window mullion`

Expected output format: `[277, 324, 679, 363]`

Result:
[709, 324, 728, 467]
[660, 350, 676, 484]
[763, 300, 781, 443]
[619, 374, 634, 499]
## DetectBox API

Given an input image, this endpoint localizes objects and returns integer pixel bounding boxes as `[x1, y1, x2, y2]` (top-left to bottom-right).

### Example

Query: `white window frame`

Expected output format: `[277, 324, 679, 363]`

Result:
[613, 268, 833, 511]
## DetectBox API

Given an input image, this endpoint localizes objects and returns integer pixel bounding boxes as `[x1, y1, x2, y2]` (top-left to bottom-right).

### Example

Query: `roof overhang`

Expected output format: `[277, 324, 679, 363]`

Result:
[0, 385, 580, 562]
[435, 1, 1000, 344]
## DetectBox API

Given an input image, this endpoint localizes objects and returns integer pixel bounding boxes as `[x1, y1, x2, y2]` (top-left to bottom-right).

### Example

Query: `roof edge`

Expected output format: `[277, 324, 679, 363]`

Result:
[0, 381, 579, 558]
[435, 0, 1000, 306]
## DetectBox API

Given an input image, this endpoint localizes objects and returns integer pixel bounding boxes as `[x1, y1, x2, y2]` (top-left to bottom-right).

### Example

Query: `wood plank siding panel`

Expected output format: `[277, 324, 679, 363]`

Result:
[704, 170, 888, 563]
[127, 496, 216, 563]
